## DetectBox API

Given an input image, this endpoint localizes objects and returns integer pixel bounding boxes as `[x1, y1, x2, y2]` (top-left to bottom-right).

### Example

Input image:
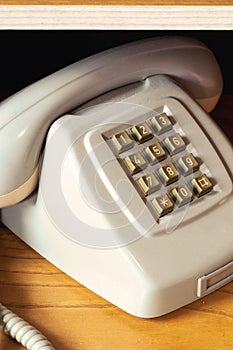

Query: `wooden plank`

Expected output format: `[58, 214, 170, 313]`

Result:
[0, 1, 233, 5]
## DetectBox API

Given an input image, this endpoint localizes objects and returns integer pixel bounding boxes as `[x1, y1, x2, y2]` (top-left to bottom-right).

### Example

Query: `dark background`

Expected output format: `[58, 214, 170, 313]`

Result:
[0, 30, 232, 99]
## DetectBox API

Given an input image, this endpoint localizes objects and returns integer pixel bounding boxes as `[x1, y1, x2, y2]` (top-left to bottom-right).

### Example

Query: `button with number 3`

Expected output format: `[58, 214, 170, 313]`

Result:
[150, 113, 172, 135]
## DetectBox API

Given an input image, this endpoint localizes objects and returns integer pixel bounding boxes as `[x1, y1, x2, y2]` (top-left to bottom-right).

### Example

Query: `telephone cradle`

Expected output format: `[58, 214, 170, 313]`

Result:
[1, 36, 233, 318]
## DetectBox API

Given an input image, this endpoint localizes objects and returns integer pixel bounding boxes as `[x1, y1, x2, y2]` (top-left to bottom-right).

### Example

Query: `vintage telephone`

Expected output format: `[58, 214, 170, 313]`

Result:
[0, 36, 233, 348]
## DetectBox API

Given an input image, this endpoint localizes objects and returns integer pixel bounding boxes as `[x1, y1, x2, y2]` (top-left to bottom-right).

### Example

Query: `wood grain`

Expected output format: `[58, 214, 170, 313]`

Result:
[0, 0, 233, 5]
[0, 96, 233, 349]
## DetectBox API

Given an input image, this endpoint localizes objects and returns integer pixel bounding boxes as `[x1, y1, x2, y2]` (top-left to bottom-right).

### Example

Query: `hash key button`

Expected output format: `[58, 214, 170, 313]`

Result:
[124, 152, 147, 175]
[164, 133, 186, 155]
[151, 194, 174, 218]
[191, 174, 213, 197]
[150, 113, 172, 135]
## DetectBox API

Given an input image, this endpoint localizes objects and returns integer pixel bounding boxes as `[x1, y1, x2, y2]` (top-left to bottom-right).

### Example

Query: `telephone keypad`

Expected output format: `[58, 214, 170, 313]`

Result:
[105, 111, 216, 221]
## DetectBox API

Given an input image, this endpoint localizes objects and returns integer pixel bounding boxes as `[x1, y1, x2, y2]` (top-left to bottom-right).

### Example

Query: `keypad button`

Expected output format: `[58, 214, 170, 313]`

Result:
[151, 194, 174, 218]
[178, 153, 199, 176]
[191, 174, 213, 197]
[164, 133, 186, 155]
[131, 122, 153, 143]
[145, 142, 167, 164]
[150, 113, 173, 135]
[123, 152, 147, 175]
[170, 185, 193, 207]
[111, 130, 134, 153]
[137, 173, 160, 196]
[158, 163, 179, 185]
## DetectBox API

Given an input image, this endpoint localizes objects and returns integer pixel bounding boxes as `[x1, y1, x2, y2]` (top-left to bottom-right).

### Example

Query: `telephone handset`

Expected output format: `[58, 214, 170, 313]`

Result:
[1, 37, 233, 323]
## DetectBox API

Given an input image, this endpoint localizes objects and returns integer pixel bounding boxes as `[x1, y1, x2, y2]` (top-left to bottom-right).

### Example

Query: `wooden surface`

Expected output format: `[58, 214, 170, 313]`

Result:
[0, 95, 233, 349]
[0, 1, 233, 5]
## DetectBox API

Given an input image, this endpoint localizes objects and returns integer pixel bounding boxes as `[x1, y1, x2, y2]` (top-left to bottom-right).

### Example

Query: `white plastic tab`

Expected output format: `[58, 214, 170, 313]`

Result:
[197, 260, 233, 297]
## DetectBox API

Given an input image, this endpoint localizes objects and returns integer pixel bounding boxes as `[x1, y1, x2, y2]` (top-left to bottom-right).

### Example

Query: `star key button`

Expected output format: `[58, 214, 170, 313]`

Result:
[151, 194, 174, 218]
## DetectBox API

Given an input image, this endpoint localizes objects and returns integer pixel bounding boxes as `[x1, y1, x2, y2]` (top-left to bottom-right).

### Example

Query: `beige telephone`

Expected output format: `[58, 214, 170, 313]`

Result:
[0, 36, 232, 349]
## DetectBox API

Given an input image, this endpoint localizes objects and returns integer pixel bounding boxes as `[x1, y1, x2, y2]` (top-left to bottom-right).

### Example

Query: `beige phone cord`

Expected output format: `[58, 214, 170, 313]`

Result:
[0, 303, 55, 349]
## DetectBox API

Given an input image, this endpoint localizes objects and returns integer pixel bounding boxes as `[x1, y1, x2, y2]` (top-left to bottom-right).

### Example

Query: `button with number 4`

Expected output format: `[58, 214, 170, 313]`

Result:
[123, 152, 147, 175]
[150, 113, 172, 135]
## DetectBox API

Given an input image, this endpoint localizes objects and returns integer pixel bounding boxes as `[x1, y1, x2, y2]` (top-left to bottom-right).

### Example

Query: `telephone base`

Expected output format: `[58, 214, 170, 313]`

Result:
[2, 190, 233, 318]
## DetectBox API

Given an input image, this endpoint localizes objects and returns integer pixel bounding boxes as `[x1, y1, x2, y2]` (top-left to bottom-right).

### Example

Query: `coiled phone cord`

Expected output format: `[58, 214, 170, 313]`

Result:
[0, 303, 55, 349]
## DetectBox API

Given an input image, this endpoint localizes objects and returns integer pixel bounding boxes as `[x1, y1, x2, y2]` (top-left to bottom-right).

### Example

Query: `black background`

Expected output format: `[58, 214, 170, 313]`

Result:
[0, 30, 232, 98]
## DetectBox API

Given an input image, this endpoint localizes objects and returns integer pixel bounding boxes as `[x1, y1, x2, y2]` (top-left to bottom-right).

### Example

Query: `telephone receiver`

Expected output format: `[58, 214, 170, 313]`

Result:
[1, 36, 233, 318]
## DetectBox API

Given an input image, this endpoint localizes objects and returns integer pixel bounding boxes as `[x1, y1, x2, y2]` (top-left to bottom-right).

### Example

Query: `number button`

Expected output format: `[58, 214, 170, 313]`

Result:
[164, 133, 186, 155]
[150, 113, 173, 135]
[170, 185, 193, 207]
[151, 194, 174, 218]
[158, 163, 179, 185]
[145, 142, 167, 164]
[137, 173, 160, 196]
[123, 152, 147, 175]
[131, 123, 153, 143]
[191, 174, 213, 197]
[110, 130, 134, 153]
[178, 153, 199, 176]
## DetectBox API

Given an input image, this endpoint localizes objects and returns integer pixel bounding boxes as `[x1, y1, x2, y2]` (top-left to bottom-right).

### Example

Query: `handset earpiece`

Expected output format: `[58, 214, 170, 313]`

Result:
[0, 36, 222, 208]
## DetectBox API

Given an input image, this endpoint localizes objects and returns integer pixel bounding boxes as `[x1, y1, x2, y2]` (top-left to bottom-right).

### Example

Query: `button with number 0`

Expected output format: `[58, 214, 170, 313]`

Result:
[151, 194, 174, 218]
[170, 185, 193, 207]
